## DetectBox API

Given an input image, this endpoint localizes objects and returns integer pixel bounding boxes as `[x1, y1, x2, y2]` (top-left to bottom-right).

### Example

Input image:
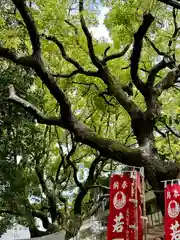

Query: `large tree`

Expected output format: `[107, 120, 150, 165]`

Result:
[1, 0, 180, 238]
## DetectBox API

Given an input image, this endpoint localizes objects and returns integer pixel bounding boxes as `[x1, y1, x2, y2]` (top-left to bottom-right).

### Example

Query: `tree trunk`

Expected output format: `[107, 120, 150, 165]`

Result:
[131, 115, 180, 214]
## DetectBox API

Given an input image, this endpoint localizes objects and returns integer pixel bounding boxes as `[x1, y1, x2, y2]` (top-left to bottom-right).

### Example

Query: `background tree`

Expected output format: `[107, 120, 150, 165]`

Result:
[1, 0, 180, 238]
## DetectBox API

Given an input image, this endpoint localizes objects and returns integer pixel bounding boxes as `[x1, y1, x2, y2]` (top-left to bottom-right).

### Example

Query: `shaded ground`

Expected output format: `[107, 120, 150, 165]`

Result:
[147, 224, 164, 239]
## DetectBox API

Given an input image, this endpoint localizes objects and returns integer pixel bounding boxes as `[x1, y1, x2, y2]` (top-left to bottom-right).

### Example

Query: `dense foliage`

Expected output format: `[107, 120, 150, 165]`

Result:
[1, 0, 180, 238]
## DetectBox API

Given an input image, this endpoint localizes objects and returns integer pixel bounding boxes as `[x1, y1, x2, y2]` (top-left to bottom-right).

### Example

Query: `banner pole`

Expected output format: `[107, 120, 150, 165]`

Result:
[135, 170, 138, 240]
[141, 167, 147, 240]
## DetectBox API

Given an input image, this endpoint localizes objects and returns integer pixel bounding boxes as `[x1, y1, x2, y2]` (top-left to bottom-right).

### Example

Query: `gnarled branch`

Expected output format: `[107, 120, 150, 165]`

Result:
[8, 85, 63, 126]
[146, 60, 168, 87]
[53, 69, 98, 78]
[12, 0, 41, 57]
[145, 36, 169, 57]
[155, 68, 178, 95]
[1, 0, 142, 178]
[74, 155, 104, 215]
[102, 45, 130, 63]
[130, 13, 154, 94]
[79, 0, 101, 69]
[42, 34, 84, 70]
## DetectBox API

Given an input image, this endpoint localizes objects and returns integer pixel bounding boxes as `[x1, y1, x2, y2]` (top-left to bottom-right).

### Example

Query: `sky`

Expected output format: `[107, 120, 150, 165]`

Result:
[89, 7, 111, 42]
[0, 6, 110, 240]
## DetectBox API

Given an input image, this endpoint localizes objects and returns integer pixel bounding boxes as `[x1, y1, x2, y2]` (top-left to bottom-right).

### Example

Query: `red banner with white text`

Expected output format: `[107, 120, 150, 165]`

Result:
[107, 172, 143, 240]
[165, 183, 180, 240]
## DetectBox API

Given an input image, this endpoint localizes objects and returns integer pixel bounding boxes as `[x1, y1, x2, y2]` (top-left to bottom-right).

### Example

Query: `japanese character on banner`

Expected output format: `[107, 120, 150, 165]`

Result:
[170, 221, 180, 239]
[164, 183, 180, 240]
[113, 212, 124, 233]
[174, 190, 179, 198]
[121, 180, 127, 189]
[113, 181, 119, 190]
[167, 191, 171, 199]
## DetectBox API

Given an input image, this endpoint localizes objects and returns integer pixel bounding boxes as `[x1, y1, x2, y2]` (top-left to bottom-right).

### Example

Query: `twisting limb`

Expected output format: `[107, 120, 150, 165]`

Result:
[168, 8, 180, 61]
[0, 0, 143, 170]
[102, 45, 130, 63]
[65, 20, 78, 35]
[35, 154, 58, 222]
[168, 8, 180, 48]
[0, 207, 51, 230]
[52, 70, 80, 78]
[74, 155, 104, 215]
[7, 83, 141, 165]
[130, 13, 154, 94]
[140, 68, 162, 78]
[8, 85, 63, 126]
[160, 120, 180, 138]
[65, 19, 87, 53]
[52, 69, 98, 78]
[0, 46, 34, 67]
[146, 60, 168, 87]
[65, 144, 84, 191]
[145, 36, 169, 57]
[98, 92, 115, 107]
[42, 34, 98, 77]
[155, 65, 180, 96]
[12, 0, 41, 58]
[72, 81, 99, 91]
[154, 126, 166, 138]
[41, 34, 84, 70]
[79, 0, 102, 69]
[104, 46, 110, 57]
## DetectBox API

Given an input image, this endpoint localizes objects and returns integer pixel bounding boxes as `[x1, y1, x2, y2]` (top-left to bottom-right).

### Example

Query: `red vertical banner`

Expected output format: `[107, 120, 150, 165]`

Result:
[107, 174, 131, 240]
[107, 172, 143, 240]
[165, 183, 180, 240]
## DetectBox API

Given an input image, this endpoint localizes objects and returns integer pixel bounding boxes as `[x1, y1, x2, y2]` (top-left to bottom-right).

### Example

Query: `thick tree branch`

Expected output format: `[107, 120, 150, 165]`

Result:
[102, 45, 130, 63]
[0, 207, 50, 230]
[0, 46, 34, 67]
[42, 34, 84, 70]
[155, 67, 179, 95]
[0, 2, 142, 179]
[160, 120, 180, 138]
[158, 0, 180, 9]
[8, 85, 63, 126]
[79, 0, 102, 69]
[7, 84, 141, 167]
[130, 13, 154, 94]
[0, 208, 21, 217]
[146, 60, 168, 87]
[12, 0, 41, 57]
